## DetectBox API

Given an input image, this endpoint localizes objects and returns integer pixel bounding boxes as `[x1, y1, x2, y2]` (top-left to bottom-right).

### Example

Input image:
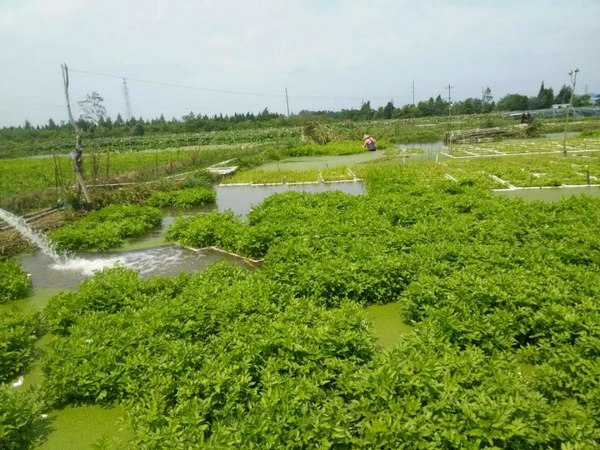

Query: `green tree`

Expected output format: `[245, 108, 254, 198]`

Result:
[130, 122, 145, 136]
[359, 101, 374, 120]
[497, 93, 529, 111]
[482, 87, 494, 113]
[382, 100, 394, 119]
[182, 111, 196, 122]
[433, 95, 448, 115]
[555, 84, 573, 104]
[573, 94, 591, 107]
[536, 82, 554, 108]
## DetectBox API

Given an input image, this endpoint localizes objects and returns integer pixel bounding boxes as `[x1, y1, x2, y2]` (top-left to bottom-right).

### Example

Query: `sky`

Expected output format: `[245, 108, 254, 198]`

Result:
[1, 0, 598, 127]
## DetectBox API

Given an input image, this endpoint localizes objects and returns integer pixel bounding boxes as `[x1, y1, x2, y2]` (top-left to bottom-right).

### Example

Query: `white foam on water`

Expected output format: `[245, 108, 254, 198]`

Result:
[49, 247, 189, 277]
[52, 256, 124, 276]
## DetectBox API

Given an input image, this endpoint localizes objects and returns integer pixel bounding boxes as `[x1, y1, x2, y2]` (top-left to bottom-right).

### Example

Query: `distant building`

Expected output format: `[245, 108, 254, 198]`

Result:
[589, 94, 600, 105]
[552, 103, 570, 109]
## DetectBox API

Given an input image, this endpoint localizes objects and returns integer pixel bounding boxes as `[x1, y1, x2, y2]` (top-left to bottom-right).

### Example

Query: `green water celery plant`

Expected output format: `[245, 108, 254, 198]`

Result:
[33, 162, 600, 447]
[49, 204, 162, 252]
[146, 187, 216, 208]
[0, 386, 43, 450]
[0, 310, 40, 383]
[0, 259, 30, 303]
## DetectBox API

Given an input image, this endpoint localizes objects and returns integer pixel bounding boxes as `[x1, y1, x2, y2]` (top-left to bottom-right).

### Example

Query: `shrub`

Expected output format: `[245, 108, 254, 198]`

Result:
[165, 211, 242, 250]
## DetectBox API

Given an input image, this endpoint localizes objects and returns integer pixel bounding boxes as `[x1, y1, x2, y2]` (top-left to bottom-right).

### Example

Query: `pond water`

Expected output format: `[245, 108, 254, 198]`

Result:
[215, 181, 365, 217]
[394, 141, 447, 162]
[36, 404, 133, 450]
[364, 302, 413, 350]
[493, 185, 600, 202]
[544, 131, 580, 139]
[259, 152, 385, 171]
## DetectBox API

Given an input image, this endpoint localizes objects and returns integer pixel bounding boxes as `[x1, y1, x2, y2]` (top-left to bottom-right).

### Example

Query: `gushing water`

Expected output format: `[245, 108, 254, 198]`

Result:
[0, 208, 62, 262]
[1, 208, 228, 282]
[0, 208, 124, 275]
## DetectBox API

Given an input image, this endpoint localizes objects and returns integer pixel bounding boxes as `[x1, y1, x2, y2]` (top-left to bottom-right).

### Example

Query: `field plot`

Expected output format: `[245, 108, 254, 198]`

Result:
[445, 153, 600, 187]
[0, 146, 261, 212]
[447, 135, 599, 157]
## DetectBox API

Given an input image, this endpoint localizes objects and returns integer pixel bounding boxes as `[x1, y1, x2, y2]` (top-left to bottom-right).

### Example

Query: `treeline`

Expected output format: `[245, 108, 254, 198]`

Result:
[496, 82, 593, 111]
[2, 83, 596, 143]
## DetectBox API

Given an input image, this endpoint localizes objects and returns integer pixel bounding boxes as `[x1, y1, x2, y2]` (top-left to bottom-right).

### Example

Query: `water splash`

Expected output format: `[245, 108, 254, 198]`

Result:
[52, 256, 123, 276]
[0, 208, 62, 263]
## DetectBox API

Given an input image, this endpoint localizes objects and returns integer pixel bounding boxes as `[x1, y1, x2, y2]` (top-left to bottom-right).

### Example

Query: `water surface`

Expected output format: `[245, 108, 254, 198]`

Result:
[20, 245, 245, 291]
[259, 152, 384, 171]
[215, 181, 365, 217]
[493, 185, 600, 202]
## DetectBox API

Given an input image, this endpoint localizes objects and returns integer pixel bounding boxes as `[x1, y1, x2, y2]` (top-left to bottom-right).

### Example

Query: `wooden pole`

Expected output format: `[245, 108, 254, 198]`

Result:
[61, 63, 93, 205]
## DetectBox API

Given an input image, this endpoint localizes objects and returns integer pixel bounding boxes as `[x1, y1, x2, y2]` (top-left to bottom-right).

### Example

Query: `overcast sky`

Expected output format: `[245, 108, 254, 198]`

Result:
[1, 0, 598, 127]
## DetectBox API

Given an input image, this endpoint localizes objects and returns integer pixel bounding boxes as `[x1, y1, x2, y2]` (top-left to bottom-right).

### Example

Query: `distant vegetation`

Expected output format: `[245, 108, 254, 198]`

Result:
[2, 81, 597, 159]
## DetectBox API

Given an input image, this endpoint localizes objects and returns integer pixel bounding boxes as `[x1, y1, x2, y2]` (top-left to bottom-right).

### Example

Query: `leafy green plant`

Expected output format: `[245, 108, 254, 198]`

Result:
[49, 204, 162, 251]
[0, 260, 30, 303]
[0, 386, 43, 450]
[146, 187, 216, 208]
[0, 310, 40, 383]
[24, 162, 600, 447]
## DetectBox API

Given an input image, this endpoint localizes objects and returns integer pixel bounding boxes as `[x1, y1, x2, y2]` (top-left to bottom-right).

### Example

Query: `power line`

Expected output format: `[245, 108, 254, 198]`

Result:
[67, 67, 402, 102]
[69, 67, 282, 98]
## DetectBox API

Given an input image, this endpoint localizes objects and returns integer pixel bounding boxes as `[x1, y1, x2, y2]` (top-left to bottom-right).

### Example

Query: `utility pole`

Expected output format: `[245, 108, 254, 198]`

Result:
[61, 63, 92, 206]
[563, 68, 580, 157]
[122, 78, 133, 121]
[285, 87, 290, 116]
[412, 80, 415, 106]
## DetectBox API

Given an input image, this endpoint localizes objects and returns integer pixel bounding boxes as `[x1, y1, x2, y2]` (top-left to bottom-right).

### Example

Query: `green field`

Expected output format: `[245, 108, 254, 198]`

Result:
[2, 117, 600, 448]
